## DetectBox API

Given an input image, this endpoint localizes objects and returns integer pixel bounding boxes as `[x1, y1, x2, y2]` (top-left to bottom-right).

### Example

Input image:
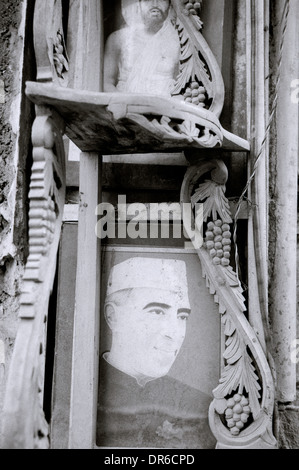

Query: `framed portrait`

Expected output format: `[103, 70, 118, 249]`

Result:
[96, 245, 221, 449]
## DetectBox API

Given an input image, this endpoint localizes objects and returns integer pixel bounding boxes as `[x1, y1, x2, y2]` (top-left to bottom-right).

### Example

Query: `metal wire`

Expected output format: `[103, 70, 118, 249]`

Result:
[233, 0, 290, 280]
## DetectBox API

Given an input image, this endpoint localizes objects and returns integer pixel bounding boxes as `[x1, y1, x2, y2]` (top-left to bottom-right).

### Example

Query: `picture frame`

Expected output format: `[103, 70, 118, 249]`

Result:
[96, 245, 221, 449]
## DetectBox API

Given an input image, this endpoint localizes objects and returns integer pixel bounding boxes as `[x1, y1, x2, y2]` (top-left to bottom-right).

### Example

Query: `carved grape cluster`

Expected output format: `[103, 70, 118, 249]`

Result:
[224, 394, 252, 436]
[182, 0, 202, 16]
[183, 81, 206, 107]
[204, 220, 232, 267]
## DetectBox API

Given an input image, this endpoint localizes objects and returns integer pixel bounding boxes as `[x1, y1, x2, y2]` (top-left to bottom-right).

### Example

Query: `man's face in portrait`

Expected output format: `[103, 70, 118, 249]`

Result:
[139, 0, 170, 28]
[109, 287, 190, 379]
[104, 257, 191, 381]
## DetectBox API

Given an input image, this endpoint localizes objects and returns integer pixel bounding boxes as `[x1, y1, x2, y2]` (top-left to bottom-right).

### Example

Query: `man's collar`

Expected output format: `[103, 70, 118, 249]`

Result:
[103, 352, 158, 387]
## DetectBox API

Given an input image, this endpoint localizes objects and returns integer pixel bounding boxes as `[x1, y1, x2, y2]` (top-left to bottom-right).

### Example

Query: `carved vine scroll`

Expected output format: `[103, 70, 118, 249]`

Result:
[170, 0, 225, 117]
[180, 160, 277, 449]
[1, 110, 66, 449]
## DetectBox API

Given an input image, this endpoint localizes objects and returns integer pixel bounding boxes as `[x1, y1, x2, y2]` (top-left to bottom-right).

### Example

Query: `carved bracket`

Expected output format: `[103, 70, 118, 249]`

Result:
[34, 0, 69, 85]
[170, 0, 225, 117]
[1, 108, 66, 449]
[180, 159, 277, 449]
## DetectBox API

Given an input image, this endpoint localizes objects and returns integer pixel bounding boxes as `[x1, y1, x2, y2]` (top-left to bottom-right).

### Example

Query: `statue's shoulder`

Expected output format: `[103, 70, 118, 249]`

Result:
[110, 26, 131, 40]
[106, 26, 133, 49]
[105, 27, 130, 58]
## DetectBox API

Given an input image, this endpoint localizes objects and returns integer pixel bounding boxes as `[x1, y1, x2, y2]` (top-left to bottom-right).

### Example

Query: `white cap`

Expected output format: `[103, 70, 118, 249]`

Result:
[106, 257, 189, 300]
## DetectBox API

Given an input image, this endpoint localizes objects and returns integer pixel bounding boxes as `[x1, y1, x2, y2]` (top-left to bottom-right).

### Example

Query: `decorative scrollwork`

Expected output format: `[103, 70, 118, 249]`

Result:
[126, 112, 222, 148]
[171, 0, 225, 117]
[1, 110, 66, 449]
[34, 0, 69, 86]
[180, 160, 277, 449]
[22, 114, 65, 286]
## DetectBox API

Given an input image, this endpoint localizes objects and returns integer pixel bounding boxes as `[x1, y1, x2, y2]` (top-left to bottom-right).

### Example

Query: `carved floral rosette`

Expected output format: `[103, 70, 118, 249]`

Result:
[180, 159, 277, 449]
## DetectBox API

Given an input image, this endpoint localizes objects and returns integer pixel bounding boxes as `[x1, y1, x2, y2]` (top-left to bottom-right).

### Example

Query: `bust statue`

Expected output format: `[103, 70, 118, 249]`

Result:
[103, 0, 181, 97]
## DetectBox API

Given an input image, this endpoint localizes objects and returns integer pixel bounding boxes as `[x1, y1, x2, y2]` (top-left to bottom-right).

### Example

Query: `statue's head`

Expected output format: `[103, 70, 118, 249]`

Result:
[139, 0, 171, 27]
[121, 0, 171, 29]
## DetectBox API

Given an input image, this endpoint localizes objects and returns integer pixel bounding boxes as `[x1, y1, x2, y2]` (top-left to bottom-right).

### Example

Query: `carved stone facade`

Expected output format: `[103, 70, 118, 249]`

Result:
[0, 0, 298, 450]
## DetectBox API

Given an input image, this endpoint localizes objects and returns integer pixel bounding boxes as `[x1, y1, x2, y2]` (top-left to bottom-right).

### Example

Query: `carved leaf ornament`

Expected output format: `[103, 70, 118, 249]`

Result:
[181, 160, 276, 448]
[170, 0, 225, 118]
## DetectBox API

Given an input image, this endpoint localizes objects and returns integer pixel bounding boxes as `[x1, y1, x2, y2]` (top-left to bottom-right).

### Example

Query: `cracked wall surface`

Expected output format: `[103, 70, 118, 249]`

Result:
[0, 0, 35, 437]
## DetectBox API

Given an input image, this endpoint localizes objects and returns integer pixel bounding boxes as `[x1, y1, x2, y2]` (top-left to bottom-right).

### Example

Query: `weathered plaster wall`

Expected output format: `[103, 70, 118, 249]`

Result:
[0, 0, 34, 439]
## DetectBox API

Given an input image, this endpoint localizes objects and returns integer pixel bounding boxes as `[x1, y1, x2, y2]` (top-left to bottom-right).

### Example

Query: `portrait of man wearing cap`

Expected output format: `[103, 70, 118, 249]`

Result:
[103, 0, 180, 96]
[96, 257, 216, 449]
